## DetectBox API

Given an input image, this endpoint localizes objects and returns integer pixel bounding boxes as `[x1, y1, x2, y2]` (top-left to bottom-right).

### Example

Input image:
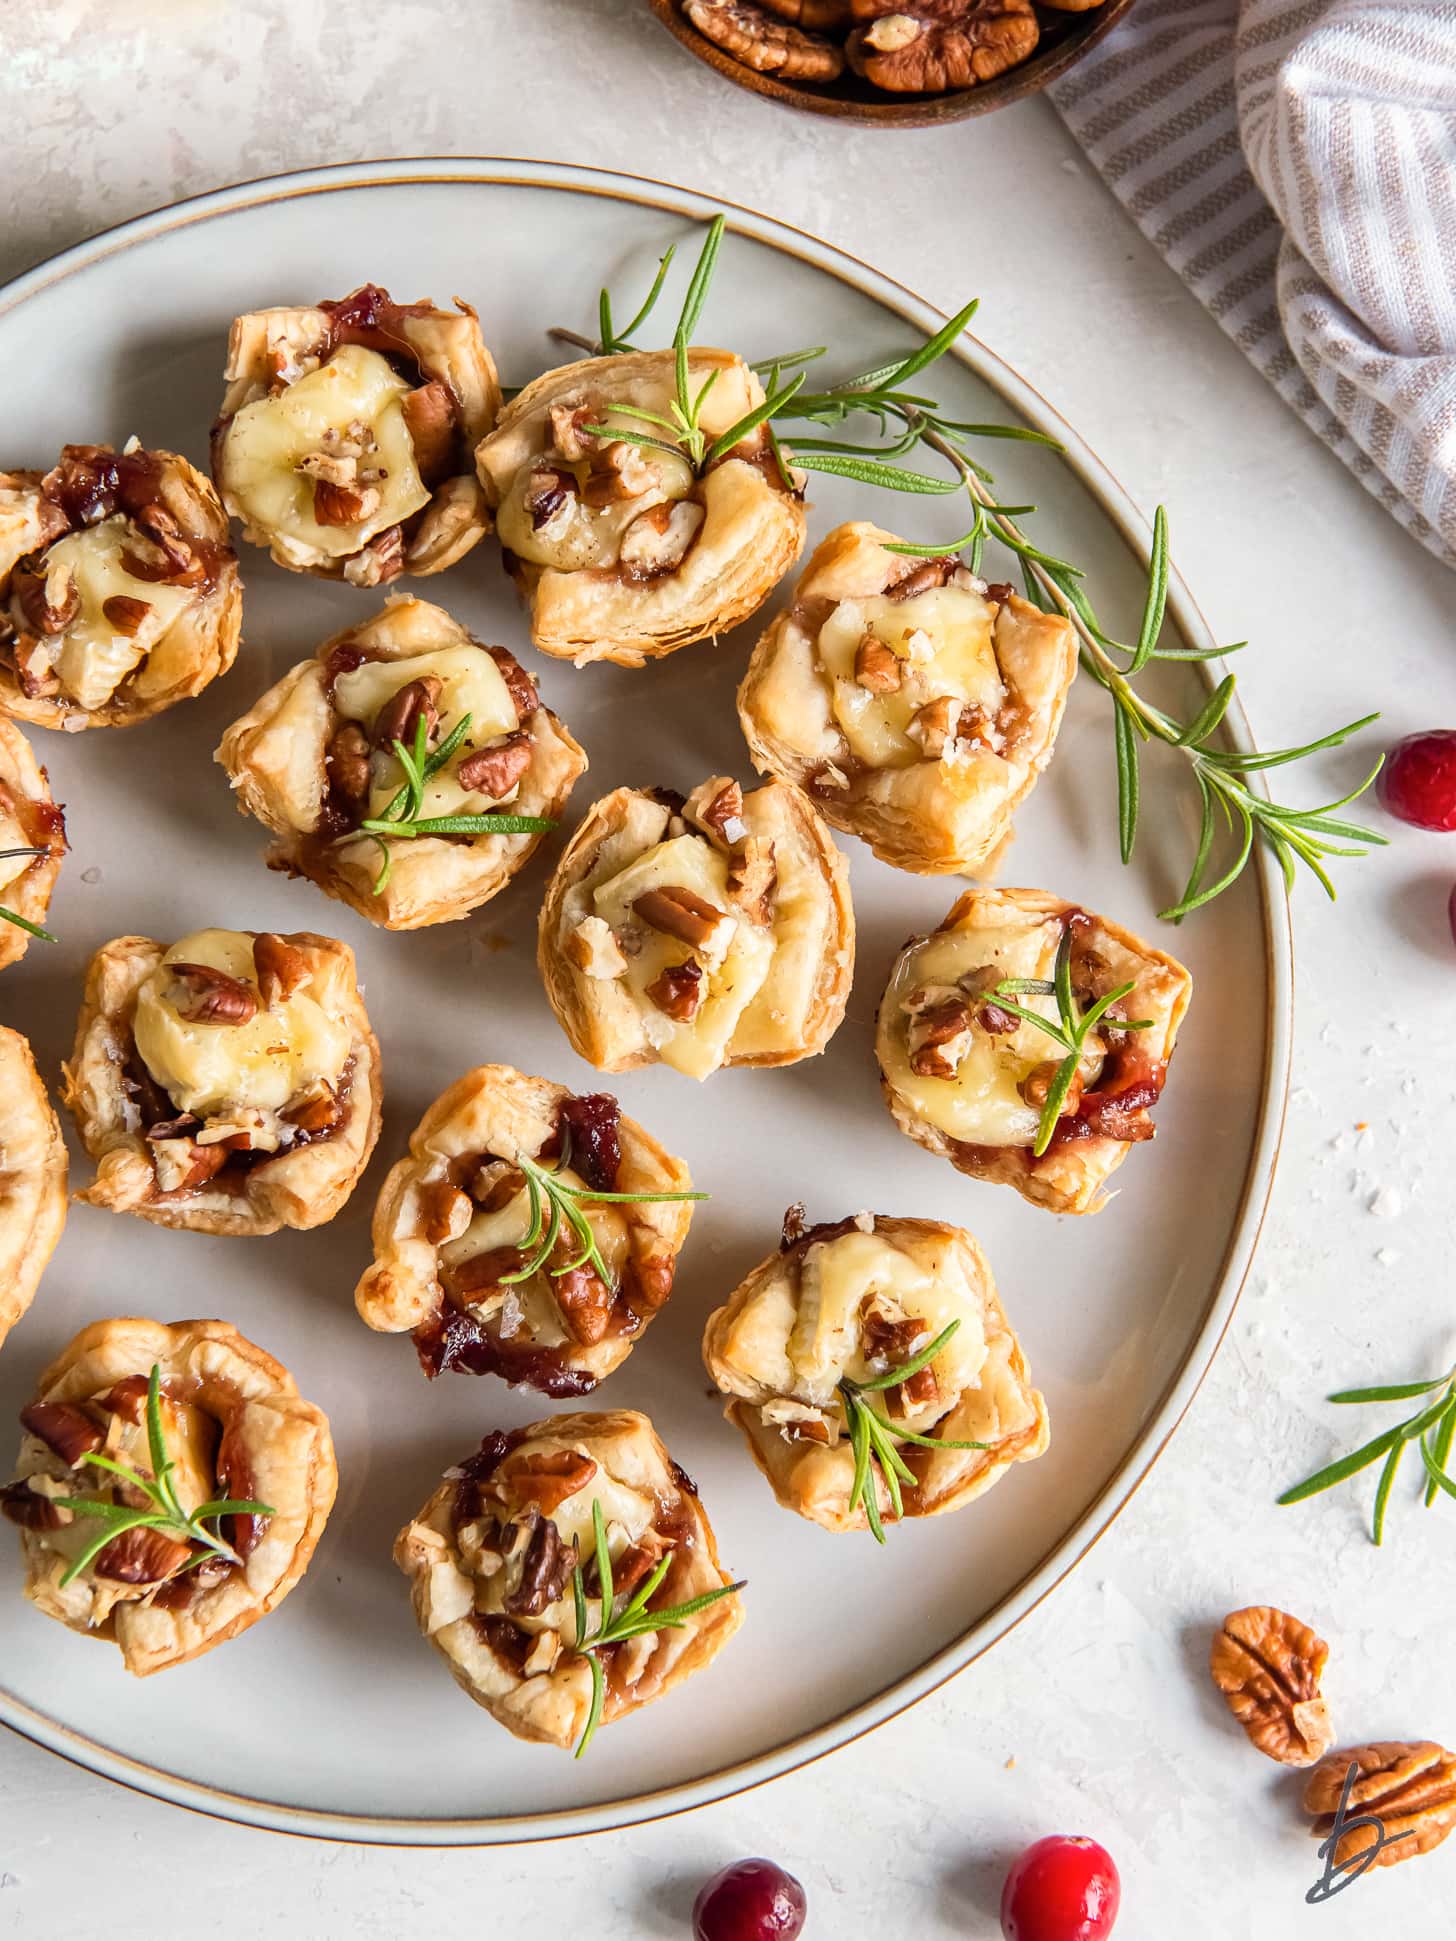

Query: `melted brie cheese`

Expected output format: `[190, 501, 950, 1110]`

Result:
[220, 344, 429, 559]
[592, 834, 774, 1080]
[881, 926, 1061, 1148]
[44, 519, 192, 711]
[27, 1394, 216, 1574]
[790, 1230, 986, 1406]
[818, 584, 1004, 768]
[476, 1451, 656, 1639]
[133, 928, 352, 1118]
[441, 1172, 629, 1334]
[334, 644, 521, 819]
[495, 404, 695, 571]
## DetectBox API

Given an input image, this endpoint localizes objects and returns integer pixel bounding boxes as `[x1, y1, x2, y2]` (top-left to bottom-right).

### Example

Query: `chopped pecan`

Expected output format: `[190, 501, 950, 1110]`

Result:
[683, 776, 747, 847]
[985, 580, 1015, 604]
[101, 594, 152, 636]
[861, 1299, 932, 1370]
[372, 675, 442, 752]
[611, 1528, 670, 1600]
[13, 637, 59, 699]
[313, 478, 380, 527]
[282, 1078, 344, 1136]
[618, 500, 704, 577]
[908, 695, 964, 759]
[1019, 1059, 1085, 1115]
[151, 1138, 231, 1195]
[342, 524, 405, 588]
[167, 962, 258, 1025]
[646, 960, 704, 1022]
[1305, 1741, 1456, 1873]
[907, 997, 973, 1079]
[684, 0, 846, 78]
[566, 915, 629, 980]
[855, 633, 902, 694]
[522, 1629, 563, 1676]
[92, 1526, 194, 1584]
[486, 644, 539, 720]
[0, 1481, 63, 1530]
[582, 440, 658, 508]
[525, 467, 577, 537]
[252, 932, 310, 1007]
[548, 404, 597, 462]
[503, 1448, 598, 1516]
[19, 1400, 104, 1467]
[326, 721, 372, 807]
[468, 1162, 525, 1211]
[417, 1174, 471, 1244]
[726, 836, 777, 925]
[400, 379, 459, 485]
[1210, 1607, 1335, 1768]
[552, 1265, 616, 1346]
[12, 559, 78, 636]
[144, 1111, 200, 1141]
[633, 885, 735, 958]
[456, 731, 532, 800]
[502, 1510, 576, 1617]
[888, 555, 956, 600]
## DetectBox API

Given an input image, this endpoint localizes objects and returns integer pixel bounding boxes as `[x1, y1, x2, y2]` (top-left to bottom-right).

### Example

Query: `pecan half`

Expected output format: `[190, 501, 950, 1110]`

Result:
[456, 732, 532, 800]
[326, 721, 372, 807]
[1210, 1606, 1336, 1768]
[633, 885, 735, 956]
[101, 594, 152, 636]
[907, 996, 973, 1078]
[1305, 1742, 1456, 1873]
[487, 644, 539, 720]
[646, 960, 704, 1022]
[19, 1400, 104, 1467]
[502, 1510, 576, 1618]
[0, 1481, 63, 1530]
[151, 1138, 230, 1195]
[400, 379, 459, 485]
[372, 674, 442, 752]
[503, 1449, 598, 1517]
[168, 962, 258, 1025]
[847, 3, 1038, 92]
[252, 932, 310, 1007]
[855, 633, 902, 694]
[553, 1264, 615, 1346]
[908, 695, 964, 759]
[685, 0, 846, 78]
[92, 1526, 194, 1584]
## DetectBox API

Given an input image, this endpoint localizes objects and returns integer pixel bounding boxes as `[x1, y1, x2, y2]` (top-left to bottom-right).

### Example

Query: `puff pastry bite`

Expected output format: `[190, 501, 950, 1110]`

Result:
[395, 1410, 742, 1751]
[212, 283, 500, 586]
[877, 887, 1192, 1215]
[538, 775, 853, 1078]
[0, 1029, 67, 1351]
[738, 522, 1077, 873]
[0, 717, 65, 967]
[704, 1208, 1048, 1536]
[0, 1317, 336, 1675]
[63, 927, 381, 1235]
[215, 596, 585, 930]
[356, 1065, 697, 1394]
[475, 348, 805, 666]
[0, 442, 241, 729]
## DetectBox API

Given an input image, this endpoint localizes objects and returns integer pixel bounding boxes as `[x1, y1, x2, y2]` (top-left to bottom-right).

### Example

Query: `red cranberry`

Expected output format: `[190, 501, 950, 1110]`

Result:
[692, 1858, 807, 1941]
[1000, 1836, 1120, 1941]
[1379, 730, 1456, 831]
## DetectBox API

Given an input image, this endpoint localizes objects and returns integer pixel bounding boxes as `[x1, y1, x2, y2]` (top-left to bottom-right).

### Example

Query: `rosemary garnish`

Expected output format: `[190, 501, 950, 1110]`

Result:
[351, 710, 555, 893]
[1278, 1360, 1456, 1546]
[987, 928, 1154, 1157]
[48, 1364, 272, 1587]
[502, 1131, 705, 1295]
[553, 216, 1384, 920]
[840, 1318, 988, 1544]
[0, 847, 55, 942]
[568, 1497, 743, 1756]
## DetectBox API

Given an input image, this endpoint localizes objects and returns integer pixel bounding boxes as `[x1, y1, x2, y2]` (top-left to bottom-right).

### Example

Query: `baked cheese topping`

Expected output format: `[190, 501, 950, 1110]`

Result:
[43, 519, 192, 711]
[333, 643, 520, 819]
[133, 928, 351, 1118]
[441, 1168, 630, 1342]
[817, 583, 1004, 768]
[220, 344, 429, 559]
[592, 833, 775, 1080]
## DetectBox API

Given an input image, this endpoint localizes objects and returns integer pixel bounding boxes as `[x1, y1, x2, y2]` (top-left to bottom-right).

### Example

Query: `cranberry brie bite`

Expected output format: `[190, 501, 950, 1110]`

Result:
[212, 283, 500, 586]
[539, 775, 853, 1078]
[395, 1410, 742, 1752]
[475, 348, 805, 667]
[704, 1209, 1048, 1537]
[357, 1066, 697, 1394]
[0, 1030, 67, 1351]
[2, 1317, 336, 1675]
[877, 888, 1192, 1215]
[738, 522, 1077, 873]
[0, 443, 241, 729]
[216, 597, 585, 930]
[0, 718, 65, 967]
[63, 927, 381, 1236]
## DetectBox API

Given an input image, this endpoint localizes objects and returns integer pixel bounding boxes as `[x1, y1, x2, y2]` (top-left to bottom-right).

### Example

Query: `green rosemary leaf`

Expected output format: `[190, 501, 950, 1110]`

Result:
[1329, 1375, 1455, 1405]
[592, 1497, 614, 1620]
[1031, 1052, 1079, 1158]
[573, 1562, 588, 1649]
[846, 1401, 880, 1543]
[59, 1522, 143, 1589]
[1426, 1401, 1456, 1509]
[1158, 800, 1254, 922]
[0, 906, 56, 942]
[1128, 505, 1169, 675]
[1115, 704, 1139, 865]
[790, 452, 964, 495]
[868, 298, 979, 393]
[879, 1421, 990, 1453]
[427, 713, 475, 778]
[1197, 714, 1381, 773]
[49, 1495, 164, 1523]
[703, 371, 806, 468]
[751, 345, 826, 376]
[620, 1553, 674, 1624]
[598, 286, 613, 360]
[1173, 674, 1237, 750]
[1372, 1438, 1404, 1546]
[978, 991, 1072, 1047]
[575, 1652, 606, 1759]
[358, 813, 556, 839]
[608, 1580, 745, 1637]
[1418, 1436, 1456, 1504]
[79, 1451, 168, 1512]
[1151, 639, 1248, 662]
[937, 420, 1064, 449]
[612, 246, 677, 351]
[1277, 1424, 1409, 1504]
[674, 214, 725, 349]
[583, 424, 690, 463]
[854, 1319, 961, 1395]
[881, 522, 983, 559]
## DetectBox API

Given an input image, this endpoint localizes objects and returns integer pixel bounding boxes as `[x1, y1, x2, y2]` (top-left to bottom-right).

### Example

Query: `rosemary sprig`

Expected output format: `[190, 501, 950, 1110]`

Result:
[986, 928, 1154, 1157]
[556, 215, 1385, 920]
[350, 710, 555, 893]
[502, 1130, 705, 1295]
[0, 847, 55, 942]
[569, 1497, 743, 1756]
[49, 1364, 272, 1587]
[840, 1319, 988, 1544]
[1278, 1361, 1456, 1546]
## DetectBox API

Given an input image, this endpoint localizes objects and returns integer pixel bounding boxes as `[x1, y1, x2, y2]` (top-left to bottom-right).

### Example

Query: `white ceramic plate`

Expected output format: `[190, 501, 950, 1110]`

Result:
[0, 160, 1289, 1844]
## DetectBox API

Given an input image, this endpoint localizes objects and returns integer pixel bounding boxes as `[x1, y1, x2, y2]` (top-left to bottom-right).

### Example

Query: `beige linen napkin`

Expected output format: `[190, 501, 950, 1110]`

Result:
[1051, 0, 1456, 567]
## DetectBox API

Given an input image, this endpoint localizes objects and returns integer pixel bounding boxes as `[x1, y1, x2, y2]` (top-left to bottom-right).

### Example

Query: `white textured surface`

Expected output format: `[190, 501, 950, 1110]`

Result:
[4, 3, 1454, 1936]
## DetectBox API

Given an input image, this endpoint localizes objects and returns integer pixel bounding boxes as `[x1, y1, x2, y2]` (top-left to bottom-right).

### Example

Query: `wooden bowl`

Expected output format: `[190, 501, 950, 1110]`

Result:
[645, 1, 1135, 126]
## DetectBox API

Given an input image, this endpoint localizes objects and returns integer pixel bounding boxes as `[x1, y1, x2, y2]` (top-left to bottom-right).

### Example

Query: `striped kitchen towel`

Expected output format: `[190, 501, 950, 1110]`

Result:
[1050, 0, 1456, 568]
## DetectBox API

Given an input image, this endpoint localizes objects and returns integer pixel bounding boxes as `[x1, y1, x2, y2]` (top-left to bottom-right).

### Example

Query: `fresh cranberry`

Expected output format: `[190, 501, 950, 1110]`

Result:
[1000, 1836, 1120, 1941]
[1379, 731, 1456, 831]
[692, 1858, 807, 1941]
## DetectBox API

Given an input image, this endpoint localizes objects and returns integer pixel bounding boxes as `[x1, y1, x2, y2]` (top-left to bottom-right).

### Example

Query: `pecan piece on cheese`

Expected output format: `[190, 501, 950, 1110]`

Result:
[633, 885, 736, 960]
[1209, 1605, 1335, 1767]
[166, 962, 258, 1025]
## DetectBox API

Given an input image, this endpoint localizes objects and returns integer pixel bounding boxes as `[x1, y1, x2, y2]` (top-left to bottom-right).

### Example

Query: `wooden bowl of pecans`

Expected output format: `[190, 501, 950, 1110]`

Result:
[646, 0, 1136, 125]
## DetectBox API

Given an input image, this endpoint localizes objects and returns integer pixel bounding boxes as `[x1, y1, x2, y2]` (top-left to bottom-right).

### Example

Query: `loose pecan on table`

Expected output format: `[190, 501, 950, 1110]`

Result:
[1304, 1741, 1456, 1873]
[1209, 1605, 1335, 1767]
